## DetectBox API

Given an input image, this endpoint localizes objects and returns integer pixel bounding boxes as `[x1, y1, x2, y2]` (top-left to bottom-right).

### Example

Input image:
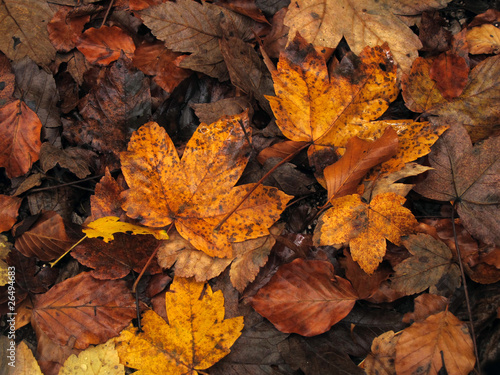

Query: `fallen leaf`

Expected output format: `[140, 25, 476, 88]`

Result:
[429, 52, 469, 100]
[47, 6, 90, 53]
[257, 140, 308, 165]
[402, 293, 448, 324]
[39, 142, 95, 179]
[404, 54, 500, 142]
[395, 310, 475, 375]
[324, 127, 398, 201]
[10, 341, 43, 375]
[0, 235, 12, 286]
[390, 234, 460, 295]
[313, 193, 417, 274]
[76, 26, 135, 66]
[59, 339, 125, 375]
[415, 125, 500, 246]
[157, 230, 232, 282]
[121, 112, 292, 258]
[0, 194, 22, 232]
[32, 272, 137, 349]
[220, 34, 274, 114]
[230, 225, 281, 292]
[0, 0, 56, 69]
[283, 0, 450, 72]
[72, 233, 162, 280]
[360, 330, 398, 375]
[191, 97, 253, 125]
[362, 163, 433, 200]
[15, 211, 80, 261]
[251, 258, 358, 336]
[0, 100, 42, 178]
[132, 41, 191, 94]
[0, 52, 15, 106]
[467, 23, 500, 54]
[63, 55, 151, 156]
[115, 276, 244, 374]
[140, 0, 257, 80]
[83, 216, 169, 242]
[90, 168, 127, 221]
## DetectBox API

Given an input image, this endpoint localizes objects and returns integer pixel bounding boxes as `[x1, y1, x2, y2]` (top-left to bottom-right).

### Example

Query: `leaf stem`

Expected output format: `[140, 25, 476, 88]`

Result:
[214, 141, 311, 232]
[132, 223, 174, 293]
[49, 235, 88, 267]
[451, 202, 481, 375]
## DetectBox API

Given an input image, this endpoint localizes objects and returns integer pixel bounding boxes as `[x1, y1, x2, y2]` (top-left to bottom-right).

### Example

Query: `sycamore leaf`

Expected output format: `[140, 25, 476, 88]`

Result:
[395, 310, 475, 375]
[0, 100, 42, 178]
[59, 340, 125, 375]
[313, 193, 417, 274]
[10, 341, 43, 375]
[267, 36, 398, 150]
[0, 0, 56, 69]
[403, 54, 500, 142]
[414, 125, 500, 246]
[139, 0, 257, 80]
[83, 216, 169, 242]
[0, 235, 12, 286]
[115, 276, 244, 374]
[251, 259, 358, 336]
[283, 0, 450, 72]
[76, 26, 135, 66]
[390, 234, 461, 295]
[121, 112, 292, 258]
[324, 127, 398, 201]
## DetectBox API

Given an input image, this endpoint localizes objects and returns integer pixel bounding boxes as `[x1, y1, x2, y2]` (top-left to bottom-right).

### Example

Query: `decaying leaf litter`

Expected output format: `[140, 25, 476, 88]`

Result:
[0, 0, 499, 374]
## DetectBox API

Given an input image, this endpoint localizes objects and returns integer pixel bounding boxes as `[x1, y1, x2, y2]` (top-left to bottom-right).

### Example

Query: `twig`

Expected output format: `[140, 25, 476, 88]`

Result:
[451, 202, 481, 375]
[101, 0, 114, 27]
[49, 235, 88, 267]
[28, 174, 105, 193]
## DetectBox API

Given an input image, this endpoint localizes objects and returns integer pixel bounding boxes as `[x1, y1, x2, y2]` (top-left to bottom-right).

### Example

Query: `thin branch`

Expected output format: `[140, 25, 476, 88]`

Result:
[451, 202, 481, 375]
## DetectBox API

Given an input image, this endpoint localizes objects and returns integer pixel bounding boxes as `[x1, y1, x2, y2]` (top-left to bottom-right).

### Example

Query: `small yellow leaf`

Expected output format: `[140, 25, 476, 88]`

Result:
[59, 339, 125, 375]
[115, 276, 244, 374]
[313, 193, 417, 274]
[10, 341, 43, 375]
[83, 216, 169, 242]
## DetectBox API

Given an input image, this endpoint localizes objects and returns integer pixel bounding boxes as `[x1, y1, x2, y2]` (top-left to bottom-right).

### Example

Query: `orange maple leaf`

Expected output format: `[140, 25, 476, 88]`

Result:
[313, 193, 417, 274]
[121, 111, 292, 258]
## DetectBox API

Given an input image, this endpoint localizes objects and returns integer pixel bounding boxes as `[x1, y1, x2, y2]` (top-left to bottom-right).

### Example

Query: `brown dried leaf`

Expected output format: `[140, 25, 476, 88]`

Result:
[39, 142, 95, 179]
[132, 41, 191, 94]
[90, 168, 127, 221]
[415, 125, 500, 246]
[32, 272, 136, 349]
[15, 211, 80, 261]
[251, 258, 358, 336]
[390, 234, 460, 296]
[48, 6, 90, 52]
[191, 97, 253, 125]
[395, 310, 475, 375]
[0, 0, 56, 69]
[361, 330, 398, 375]
[0, 52, 15, 106]
[402, 293, 448, 324]
[0, 194, 22, 232]
[429, 52, 469, 100]
[71, 233, 162, 280]
[76, 26, 135, 66]
[0, 100, 42, 178]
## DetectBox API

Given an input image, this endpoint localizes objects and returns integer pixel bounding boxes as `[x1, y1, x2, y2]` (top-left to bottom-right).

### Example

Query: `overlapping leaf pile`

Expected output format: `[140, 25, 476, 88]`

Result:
[0, 1, 499, 374]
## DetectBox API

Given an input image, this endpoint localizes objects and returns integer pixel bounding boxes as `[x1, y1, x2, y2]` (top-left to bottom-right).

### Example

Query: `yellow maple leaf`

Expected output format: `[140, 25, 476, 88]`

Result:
[83, 216, 169, 242]
[313, 193, 417, 274]
[115, 276, 244, 375]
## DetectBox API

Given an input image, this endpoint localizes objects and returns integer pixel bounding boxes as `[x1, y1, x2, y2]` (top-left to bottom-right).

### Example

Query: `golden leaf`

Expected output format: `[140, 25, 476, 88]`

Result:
[83, 216, 169, 242]
[115, 276, 244, 374]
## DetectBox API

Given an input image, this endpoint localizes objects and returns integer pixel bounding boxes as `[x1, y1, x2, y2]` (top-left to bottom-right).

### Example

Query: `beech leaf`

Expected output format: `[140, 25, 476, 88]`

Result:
[313, 193, 417, 274]
[32, 272, 137, 349]
[251, 258, 358, 336]
[115, 276, 244, 374]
